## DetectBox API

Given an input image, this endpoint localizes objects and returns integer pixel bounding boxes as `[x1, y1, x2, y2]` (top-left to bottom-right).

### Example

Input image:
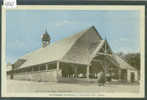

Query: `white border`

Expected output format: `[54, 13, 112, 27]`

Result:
[1, 5, 145, 98]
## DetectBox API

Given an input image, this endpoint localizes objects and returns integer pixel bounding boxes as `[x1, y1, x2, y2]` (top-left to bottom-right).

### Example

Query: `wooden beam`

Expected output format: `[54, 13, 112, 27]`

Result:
[89, 40, 105, 63]
[59, 60, 87, 66]
[96, 52, 112, 56]
[91, 59, 102, 63]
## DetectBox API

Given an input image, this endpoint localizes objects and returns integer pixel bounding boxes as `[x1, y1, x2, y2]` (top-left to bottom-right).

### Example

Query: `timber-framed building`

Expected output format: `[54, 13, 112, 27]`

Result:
[7, 26, 138, 82]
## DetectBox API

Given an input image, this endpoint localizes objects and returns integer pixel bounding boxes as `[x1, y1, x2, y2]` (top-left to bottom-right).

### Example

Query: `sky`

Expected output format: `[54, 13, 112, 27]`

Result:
[6, 10, 140, 63]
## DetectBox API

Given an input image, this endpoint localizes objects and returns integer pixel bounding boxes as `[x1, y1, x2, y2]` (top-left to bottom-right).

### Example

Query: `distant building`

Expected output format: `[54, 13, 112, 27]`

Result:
[7, 26, 138, 83]
[7, 62, 12, 79]
[7, 62, 12, 72]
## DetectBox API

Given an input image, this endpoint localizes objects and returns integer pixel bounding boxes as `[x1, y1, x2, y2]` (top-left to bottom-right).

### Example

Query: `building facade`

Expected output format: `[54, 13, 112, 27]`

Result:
[7, 26, 138, 83]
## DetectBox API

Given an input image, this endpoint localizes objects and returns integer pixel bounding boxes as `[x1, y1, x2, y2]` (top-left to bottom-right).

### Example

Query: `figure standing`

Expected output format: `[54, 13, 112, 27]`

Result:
[97, 71, 105, 86]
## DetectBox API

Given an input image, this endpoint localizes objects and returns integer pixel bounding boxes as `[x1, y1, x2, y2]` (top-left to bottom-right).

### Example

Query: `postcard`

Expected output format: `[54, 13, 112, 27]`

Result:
[1, 5, 145, 98]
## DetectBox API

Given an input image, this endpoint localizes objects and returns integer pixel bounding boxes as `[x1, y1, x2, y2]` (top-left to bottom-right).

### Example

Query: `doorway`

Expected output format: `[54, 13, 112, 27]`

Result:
[130, 72, 135, 82]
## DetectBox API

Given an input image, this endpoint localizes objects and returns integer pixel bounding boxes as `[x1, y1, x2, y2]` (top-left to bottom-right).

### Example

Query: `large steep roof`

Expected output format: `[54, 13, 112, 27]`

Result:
[14, 26, 137, 71]
[16, 26, 99, 69]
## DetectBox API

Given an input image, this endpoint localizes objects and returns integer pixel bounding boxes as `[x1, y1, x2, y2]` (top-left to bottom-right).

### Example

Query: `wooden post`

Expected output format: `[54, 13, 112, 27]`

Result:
[86, 65, 90, 80]
[32, 67, 33, 72]
[38, 66, 40, 72]
[57, 61, 60, 80]
[46, 64, 48, 71]
[75, 67, 78, 78]
[134, 71, 138, 81]
[127, 70, 131, 82]
[118, 69, 121, 81]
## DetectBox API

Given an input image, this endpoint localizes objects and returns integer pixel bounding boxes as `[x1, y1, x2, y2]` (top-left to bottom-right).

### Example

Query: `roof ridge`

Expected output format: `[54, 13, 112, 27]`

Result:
[52, 26, 93, 45]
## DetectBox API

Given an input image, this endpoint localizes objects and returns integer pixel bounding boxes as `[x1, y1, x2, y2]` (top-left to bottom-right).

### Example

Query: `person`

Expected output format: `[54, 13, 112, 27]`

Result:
[97, 71, 105, 86]
[106, 73, 111, 82]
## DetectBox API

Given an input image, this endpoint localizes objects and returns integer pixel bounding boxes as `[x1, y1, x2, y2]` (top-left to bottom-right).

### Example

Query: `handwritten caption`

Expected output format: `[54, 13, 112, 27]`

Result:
[4, 0, 16, 8]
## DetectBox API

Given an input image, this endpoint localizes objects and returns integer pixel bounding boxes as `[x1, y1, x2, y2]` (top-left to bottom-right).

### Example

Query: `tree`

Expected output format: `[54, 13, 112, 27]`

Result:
[124, 53, 140, 70]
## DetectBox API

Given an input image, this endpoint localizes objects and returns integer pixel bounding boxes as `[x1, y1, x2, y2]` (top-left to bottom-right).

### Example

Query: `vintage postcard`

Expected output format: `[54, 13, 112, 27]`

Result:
[1, 5, 145, 98]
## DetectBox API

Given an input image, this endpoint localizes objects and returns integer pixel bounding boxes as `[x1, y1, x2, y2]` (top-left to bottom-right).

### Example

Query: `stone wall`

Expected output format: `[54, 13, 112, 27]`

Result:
[11, 69, 58, 82]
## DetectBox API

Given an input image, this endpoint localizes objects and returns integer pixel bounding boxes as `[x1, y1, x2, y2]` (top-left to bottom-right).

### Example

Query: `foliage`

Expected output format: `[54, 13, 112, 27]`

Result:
[118, 52, 140, 70]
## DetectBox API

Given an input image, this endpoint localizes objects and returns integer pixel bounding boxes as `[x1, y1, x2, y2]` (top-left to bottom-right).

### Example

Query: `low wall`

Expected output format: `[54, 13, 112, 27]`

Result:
[12, 69, 58, 82]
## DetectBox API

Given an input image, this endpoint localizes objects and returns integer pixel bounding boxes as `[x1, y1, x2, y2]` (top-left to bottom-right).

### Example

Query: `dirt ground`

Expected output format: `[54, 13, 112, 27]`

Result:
[6, 79, 140, 93]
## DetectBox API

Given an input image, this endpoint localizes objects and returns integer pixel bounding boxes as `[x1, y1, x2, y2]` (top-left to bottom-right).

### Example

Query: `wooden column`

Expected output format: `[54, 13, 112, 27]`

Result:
[38, 66, 40, 72]
[57, 61, 60, 80]
[74, 67, 78, 78]
[32, 67, 33, 72]
[118, 69, 121, 81]
[127, 70, 131, 82]
[134, 71, 138, 81]
[46, 64, 48, 71]
[86, 65, 90, 80]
